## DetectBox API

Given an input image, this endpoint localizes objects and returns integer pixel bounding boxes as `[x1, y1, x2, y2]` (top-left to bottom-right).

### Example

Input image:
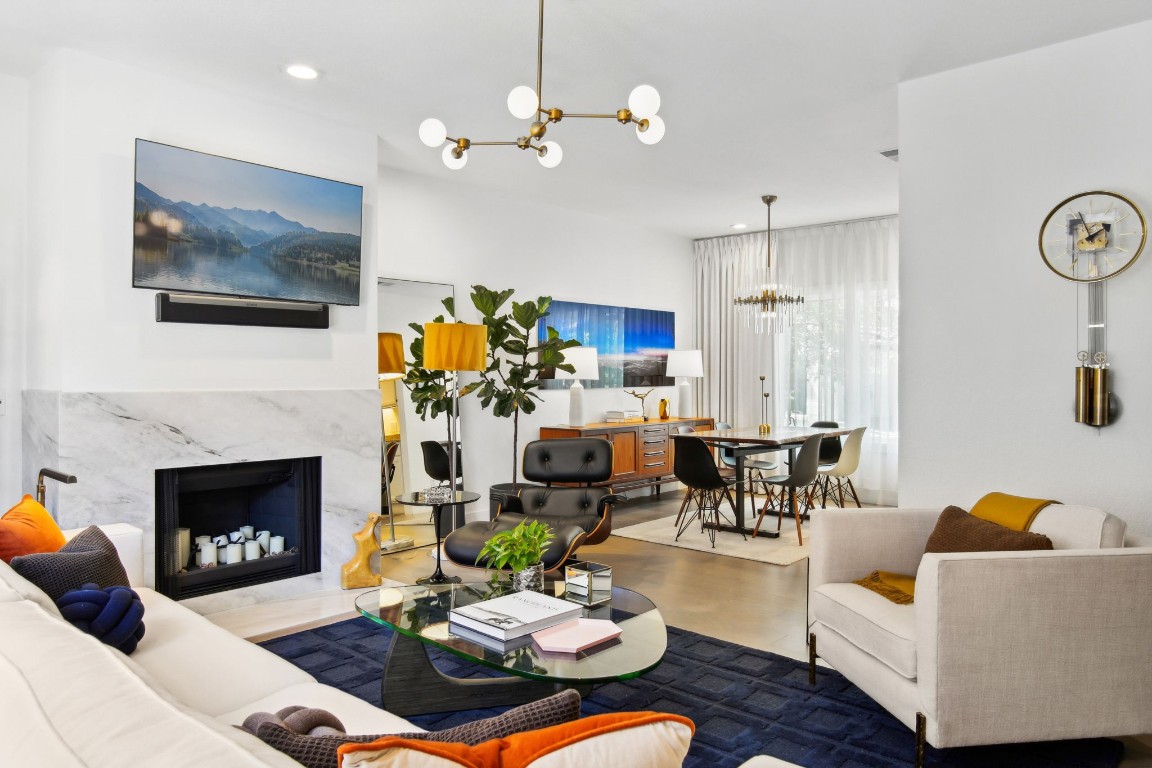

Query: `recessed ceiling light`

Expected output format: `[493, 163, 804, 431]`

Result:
[731, 223, 747, 230]
[286, 64, 319, 80]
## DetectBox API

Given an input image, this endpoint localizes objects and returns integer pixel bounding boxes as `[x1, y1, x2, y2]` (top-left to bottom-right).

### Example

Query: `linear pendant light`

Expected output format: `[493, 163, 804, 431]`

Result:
[418, 0, 664, 169]
[733, 195, 804, 333]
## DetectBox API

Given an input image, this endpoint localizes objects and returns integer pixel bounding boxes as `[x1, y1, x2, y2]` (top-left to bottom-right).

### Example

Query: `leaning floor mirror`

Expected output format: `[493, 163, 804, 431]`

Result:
[377, 277, 458, 553]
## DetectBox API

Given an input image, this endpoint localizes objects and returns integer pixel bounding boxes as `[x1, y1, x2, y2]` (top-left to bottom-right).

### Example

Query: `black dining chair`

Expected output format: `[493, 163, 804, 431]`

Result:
[809, 420, 842, 505]
[671, 435, 745, 548]
[752, 432, 823, 545]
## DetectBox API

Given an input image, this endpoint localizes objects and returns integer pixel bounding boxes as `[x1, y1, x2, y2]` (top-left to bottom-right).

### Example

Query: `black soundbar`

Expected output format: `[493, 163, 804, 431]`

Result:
[156, 293, 330, 329]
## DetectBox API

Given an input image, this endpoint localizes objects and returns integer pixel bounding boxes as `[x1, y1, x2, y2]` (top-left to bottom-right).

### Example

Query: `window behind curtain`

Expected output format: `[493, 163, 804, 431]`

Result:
[775, 217, 899, 504]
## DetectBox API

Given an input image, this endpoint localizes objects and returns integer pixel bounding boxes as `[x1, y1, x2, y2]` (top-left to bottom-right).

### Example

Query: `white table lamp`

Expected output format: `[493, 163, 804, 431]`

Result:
[665, 350, 703, 419]
[556, 347, 599, 426]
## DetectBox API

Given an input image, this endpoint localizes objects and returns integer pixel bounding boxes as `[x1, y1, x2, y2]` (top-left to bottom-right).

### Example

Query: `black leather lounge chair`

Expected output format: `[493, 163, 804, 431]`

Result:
[443, 437, 626, 573]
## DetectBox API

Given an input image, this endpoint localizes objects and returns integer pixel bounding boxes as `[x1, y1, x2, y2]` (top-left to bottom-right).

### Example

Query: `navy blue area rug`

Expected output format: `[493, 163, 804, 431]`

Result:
[260, 617, 1124, 768]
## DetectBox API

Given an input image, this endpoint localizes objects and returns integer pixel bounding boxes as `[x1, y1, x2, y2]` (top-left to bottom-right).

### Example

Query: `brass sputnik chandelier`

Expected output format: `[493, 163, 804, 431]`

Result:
[733, 195, 804, 333]
[417, 0, 665, 170]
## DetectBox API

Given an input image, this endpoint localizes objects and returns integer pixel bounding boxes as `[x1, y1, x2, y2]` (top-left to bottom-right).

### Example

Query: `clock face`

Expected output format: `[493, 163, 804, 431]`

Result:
[1039, 191, 1146, 282]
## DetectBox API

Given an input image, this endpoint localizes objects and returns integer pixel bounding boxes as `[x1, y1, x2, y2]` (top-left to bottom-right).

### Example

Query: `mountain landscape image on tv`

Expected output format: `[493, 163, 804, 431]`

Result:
[133, 139, 363, 305]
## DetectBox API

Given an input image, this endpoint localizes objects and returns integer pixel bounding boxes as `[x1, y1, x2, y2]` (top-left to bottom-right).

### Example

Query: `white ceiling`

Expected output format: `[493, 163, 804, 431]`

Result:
[4, 1, 1152, 238]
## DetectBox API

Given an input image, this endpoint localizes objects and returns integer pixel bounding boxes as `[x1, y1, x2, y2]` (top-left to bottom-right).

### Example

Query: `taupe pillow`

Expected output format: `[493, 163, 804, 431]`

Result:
[11, 526, 130, 601]
[248, 689, 583, 768]
[925, 506, 1054, 554]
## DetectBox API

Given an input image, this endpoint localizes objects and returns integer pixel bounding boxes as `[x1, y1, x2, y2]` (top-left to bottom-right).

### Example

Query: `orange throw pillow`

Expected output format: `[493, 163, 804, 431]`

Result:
[0, 495, 66, 563]
[337, 711, 695, 768]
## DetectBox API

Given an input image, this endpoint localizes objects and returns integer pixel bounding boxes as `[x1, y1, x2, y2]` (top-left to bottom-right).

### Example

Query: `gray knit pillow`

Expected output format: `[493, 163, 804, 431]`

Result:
[11, 526, 130, 601]
[248, 689, 583, 768]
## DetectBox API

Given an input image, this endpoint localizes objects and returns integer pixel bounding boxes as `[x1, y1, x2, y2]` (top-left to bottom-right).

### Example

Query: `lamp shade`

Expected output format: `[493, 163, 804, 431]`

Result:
[555, 347, 599, 381]
[423, 323, 487, 372]
[665, 350, 703, 378]
[378, 332, 405, 378]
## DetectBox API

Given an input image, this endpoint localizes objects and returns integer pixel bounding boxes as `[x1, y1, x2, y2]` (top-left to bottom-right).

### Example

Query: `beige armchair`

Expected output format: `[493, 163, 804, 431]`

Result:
[808, 506, 1152, 768]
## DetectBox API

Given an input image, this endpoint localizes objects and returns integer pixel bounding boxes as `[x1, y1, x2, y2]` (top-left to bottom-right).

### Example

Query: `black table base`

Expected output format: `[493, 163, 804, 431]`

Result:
[381, 630, 591, 716]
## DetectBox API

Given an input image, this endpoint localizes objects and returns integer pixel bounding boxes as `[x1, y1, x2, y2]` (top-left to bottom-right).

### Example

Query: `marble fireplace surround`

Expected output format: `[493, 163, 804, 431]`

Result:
[22, 389, 379, 615]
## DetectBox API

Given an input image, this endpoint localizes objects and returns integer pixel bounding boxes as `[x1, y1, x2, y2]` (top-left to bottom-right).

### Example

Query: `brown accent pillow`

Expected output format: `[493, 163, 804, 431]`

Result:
[247, 689, 583, 768]
[925, 505, 1054, 554]
[10, 526, 130, 601]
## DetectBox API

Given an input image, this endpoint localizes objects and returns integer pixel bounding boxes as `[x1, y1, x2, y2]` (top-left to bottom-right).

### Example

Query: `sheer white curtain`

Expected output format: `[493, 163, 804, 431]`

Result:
[693, 230, 775, 430]
[693, 216, 899, 505]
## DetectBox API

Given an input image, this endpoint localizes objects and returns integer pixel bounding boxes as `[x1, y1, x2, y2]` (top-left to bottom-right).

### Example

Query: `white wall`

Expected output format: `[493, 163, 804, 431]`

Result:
[900, 20, 1152, 534]
[377, 169, 694, 508]
[0, 74, 29, 504]
[24, 50, 378, 397]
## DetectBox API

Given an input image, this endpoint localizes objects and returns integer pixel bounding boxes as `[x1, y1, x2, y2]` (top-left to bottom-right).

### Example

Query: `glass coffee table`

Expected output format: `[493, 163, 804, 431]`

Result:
[355, 582, 667, 716]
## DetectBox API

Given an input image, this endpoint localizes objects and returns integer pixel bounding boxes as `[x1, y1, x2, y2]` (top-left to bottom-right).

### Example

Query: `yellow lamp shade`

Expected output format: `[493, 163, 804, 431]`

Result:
[423, 323, 487, 372]
[378, 332, 405, 377]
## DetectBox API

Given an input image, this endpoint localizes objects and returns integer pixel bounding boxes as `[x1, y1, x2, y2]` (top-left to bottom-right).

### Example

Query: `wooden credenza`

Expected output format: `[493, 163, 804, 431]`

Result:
[539, 417, 714, 493]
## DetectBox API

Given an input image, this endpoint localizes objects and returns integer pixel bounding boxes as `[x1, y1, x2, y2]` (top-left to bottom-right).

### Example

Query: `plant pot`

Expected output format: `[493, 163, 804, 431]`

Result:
[512, 562, 545, 592]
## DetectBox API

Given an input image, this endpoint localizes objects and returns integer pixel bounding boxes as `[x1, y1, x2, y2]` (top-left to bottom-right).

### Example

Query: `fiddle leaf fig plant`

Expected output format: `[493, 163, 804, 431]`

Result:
[475, 519, 555, 575]
[465, 285, 581, 482]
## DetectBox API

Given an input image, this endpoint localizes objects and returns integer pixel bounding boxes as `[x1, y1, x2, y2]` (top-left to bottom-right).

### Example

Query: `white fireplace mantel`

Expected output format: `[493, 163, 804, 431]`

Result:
[22, 389, 379, 614]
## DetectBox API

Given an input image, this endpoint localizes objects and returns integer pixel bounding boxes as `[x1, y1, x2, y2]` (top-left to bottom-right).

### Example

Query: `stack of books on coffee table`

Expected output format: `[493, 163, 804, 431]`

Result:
[449, 590, 581, 648]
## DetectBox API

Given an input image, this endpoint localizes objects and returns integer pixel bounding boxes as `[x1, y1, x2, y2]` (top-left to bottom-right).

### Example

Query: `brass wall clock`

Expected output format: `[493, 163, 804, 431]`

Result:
[1039, 190, 1147, 282]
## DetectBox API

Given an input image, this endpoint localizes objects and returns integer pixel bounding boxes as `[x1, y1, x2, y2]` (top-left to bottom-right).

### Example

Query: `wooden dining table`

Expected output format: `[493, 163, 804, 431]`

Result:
[687, 425, 854, 538]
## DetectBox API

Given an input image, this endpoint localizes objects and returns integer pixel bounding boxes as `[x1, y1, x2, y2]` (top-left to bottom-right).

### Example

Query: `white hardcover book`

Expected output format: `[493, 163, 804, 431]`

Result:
[448, 622, 535, 652]
[449, 590, 582, 640]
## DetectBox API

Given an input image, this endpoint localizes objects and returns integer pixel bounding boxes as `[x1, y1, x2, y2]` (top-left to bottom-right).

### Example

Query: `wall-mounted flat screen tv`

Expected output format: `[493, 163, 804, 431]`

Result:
[133, 139, 363, 306]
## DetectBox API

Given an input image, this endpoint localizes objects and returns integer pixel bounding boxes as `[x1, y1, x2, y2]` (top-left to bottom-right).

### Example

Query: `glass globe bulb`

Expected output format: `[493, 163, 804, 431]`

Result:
[419, 118, 447, 148]
[507, 85, 539, 120]
[442, 144, 468, 170]
[537, 141, 563, 169]
[636, 114, 665, 145]
[628, 84, 661, 116]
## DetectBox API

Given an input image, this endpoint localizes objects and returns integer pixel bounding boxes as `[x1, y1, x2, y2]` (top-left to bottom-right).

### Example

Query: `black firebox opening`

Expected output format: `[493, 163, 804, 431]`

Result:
[155, 457, 321, 600]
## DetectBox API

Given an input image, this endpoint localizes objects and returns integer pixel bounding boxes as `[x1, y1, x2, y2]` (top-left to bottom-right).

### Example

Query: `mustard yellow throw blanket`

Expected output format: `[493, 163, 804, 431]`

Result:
[969, 492, 1058, 532]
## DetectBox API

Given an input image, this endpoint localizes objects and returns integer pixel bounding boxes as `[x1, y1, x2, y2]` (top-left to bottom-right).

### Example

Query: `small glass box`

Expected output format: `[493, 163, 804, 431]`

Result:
[564, 561, 613, 605]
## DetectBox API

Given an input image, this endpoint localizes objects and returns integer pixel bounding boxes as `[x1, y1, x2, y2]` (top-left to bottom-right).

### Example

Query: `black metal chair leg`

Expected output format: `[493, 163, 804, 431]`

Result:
[915, 712, 926, 768]
[808, 632, 817, 685]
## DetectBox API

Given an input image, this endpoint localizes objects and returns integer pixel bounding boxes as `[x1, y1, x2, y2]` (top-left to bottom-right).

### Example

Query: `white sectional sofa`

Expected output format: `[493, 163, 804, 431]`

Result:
[0, 523, 789, 767]
[0, 524, 422, 766]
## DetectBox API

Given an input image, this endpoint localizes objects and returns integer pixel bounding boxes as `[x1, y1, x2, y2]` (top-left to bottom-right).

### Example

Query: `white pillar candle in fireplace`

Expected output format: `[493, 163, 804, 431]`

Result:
[256, 531, 271, 552]
[244, 540, 261, 560]
[213, 535, 229, 548]
[226, 543, 244, 564]
[199, 543, 217, 566]
[230, 531, 245, 543]
[270, 536, 285, 555]
[195, 535, 212, 550]
[177, 528, 191, 569]
[240, 525, 255, 540]
[217, 544, 228, 564]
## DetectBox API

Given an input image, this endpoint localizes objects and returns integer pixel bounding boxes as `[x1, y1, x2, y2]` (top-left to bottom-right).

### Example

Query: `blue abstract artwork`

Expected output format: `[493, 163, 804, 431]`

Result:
[539, 300, 675, 389]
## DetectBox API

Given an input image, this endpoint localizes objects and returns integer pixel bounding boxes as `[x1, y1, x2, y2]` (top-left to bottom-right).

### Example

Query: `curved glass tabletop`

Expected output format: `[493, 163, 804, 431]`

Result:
[355, 583, 666, 684]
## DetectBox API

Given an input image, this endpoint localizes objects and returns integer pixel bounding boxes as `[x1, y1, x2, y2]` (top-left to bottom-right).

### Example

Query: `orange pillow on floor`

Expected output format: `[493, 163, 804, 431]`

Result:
[337, 711, 695, 768]
[0, 495, 66, 563]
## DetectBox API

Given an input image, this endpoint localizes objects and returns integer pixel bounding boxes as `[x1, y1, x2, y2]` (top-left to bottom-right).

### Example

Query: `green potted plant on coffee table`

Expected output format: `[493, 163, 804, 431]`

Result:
[475, 520, 555, 592]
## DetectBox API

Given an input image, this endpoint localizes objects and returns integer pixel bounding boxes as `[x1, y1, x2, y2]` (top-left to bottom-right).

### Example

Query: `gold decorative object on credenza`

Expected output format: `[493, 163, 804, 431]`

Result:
[1038, 190, 1146, 427]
